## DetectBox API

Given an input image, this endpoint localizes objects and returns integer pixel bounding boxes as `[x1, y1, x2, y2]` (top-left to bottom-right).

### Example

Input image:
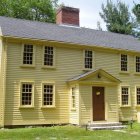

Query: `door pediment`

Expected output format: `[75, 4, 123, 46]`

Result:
[67, 69, 121, 85]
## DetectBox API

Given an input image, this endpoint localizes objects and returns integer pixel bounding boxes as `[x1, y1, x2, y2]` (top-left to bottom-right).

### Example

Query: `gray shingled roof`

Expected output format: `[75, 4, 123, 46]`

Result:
[0, 16, 140, 52]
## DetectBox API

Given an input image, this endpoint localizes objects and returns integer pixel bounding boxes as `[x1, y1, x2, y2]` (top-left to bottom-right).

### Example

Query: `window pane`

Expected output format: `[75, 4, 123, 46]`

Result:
[43, 84, 54, 106]
[22, 83, 32, 105]
[137, 88, 140, 105]
[72, 87, 76, 108]
[121, 54, 127, 71]
[23, 44, 33, 65]
[44, 46, 54, 66]
[136, 56, 140, 72]
[85, 50, 92, 69]
[122, 87, 129, 105]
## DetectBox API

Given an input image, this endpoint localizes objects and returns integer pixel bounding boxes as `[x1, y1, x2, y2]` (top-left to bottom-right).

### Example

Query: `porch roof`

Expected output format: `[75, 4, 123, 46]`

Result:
[67, 69, 121, 83]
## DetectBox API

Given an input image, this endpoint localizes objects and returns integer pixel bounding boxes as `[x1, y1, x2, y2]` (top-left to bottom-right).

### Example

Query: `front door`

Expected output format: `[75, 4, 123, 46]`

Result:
[93, 87, 105, 121]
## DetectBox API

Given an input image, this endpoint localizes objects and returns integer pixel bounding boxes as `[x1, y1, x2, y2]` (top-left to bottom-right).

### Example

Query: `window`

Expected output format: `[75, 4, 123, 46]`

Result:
[71, 87, 76, 109]
[136, 87, 140, 105]
[121, 54, 128, 71]
[84, 50, 92, 69]
[42, 84, 55, 106]
[44, 46, 54, 66]
[21, 83, 34, 106]
[136, 56, 140, 72]
[121, 87, 129, 106]
[23, 44, 34, 65]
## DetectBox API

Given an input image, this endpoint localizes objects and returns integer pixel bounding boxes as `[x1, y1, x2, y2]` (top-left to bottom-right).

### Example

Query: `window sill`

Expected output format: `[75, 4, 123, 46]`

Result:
[134, 72, 140, 75]
[136, 105, 140, 108]
[42, 66, 56, 69]
[41, 106, 56, 109]
[20, 65, 35, 68]
[83, 69, 93, 72]
[119, 71, 130, 74]
[120, 105, 131, 108]
[71, 108, 76, 111]
[19, 106, 34, 109]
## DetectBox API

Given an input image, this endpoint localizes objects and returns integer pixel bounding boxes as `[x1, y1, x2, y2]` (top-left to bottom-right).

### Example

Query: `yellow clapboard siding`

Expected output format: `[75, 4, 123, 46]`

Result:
[2, 38, 140, 126]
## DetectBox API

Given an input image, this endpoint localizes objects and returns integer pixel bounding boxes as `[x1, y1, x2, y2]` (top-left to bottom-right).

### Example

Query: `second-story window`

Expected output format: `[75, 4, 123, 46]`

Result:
[121, 54, 127, 71]
[136, 56, 140, 72]
[44, 46, 54, 66]
[23, 44, 34, 65]
[84, 50, 92, 69]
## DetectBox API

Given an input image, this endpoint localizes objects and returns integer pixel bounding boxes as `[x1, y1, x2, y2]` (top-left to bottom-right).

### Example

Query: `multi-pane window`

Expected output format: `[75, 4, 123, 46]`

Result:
[121, 87, 129, 105]
[71, 87, 76, 109]
[136, 87, 140, 105]
[121, 54, 128, 71]
[44, 46, 54, 66]
[21, 83, 33, 106]
[43, 84, 54, 106]
[85, 50, 92, 69]
[136, 56, 140, 72]
[23, 44, 33, 65]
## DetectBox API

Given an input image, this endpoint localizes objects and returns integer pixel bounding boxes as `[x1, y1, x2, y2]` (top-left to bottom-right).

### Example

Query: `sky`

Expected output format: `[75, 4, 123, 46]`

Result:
[58, 0, 140, 30]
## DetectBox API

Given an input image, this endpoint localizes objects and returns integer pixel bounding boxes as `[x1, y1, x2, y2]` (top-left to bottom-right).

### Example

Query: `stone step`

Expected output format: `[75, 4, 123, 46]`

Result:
[88, 125, 127, 130]
[88, 122, 122, 127]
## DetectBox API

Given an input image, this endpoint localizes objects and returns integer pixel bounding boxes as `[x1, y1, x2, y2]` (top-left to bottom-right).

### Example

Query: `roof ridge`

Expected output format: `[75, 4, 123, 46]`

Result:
[0, 16, 135, 39]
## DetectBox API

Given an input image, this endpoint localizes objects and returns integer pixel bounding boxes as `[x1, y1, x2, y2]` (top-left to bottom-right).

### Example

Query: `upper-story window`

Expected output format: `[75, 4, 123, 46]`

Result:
[84, 50, 93, 69]
[23, 44, 34, 65]
[136, 56, 140, 72]
[44, 46, 54, 67]
[121, 54, 128, 71]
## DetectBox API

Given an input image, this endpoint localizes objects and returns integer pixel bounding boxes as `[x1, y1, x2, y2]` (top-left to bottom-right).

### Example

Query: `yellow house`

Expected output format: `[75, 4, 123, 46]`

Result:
[0, 6, 140, 127]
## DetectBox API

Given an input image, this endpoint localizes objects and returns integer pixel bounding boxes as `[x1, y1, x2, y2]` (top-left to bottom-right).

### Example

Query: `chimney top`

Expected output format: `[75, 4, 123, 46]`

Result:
[56, 6, 80, 27]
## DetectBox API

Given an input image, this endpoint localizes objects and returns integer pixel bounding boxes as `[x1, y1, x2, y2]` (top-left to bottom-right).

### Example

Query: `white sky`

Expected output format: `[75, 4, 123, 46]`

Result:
[58, 0, 140, 30]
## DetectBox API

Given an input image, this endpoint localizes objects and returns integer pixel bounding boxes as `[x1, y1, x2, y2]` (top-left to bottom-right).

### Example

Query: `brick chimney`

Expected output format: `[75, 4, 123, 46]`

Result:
[56, 6, 80, 26]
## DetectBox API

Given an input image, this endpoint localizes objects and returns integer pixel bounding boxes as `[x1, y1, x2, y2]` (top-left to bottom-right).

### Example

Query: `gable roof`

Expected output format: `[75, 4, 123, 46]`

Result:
[0, 16, 140, 52]
[67, 69, 121, 83]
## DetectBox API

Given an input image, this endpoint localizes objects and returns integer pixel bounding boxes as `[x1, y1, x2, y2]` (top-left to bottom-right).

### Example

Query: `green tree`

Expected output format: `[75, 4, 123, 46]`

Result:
[99, 0, 132, 34]
[0, 0, 58, 23]
[132, 4, 140, 38]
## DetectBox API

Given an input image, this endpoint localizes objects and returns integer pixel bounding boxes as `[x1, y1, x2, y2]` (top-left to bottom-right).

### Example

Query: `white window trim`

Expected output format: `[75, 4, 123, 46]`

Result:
[42, 46, 56, 69]
[119, 53, 129, 74]
[41, 81, 56, 108]
[135, 56, 140, 74]
[20, 44, 36, 68]
[120, 86, 131, 107]
[83, 50, 94, 71]
[19, 80, 35, 108]
[135, 86, 140, 107]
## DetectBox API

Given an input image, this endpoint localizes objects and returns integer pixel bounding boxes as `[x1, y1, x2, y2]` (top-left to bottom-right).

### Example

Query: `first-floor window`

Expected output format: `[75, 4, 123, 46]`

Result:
[21, 83, 33, 106]
[136, 87, 140, 105]
[43, 84, 54, 106]
[71, 87, 76, 109]
[121, 87, 129, 105]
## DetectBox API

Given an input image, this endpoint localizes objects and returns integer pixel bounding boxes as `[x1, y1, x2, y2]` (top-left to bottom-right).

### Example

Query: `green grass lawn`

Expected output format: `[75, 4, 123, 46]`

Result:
[0, 123, 140, 140]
